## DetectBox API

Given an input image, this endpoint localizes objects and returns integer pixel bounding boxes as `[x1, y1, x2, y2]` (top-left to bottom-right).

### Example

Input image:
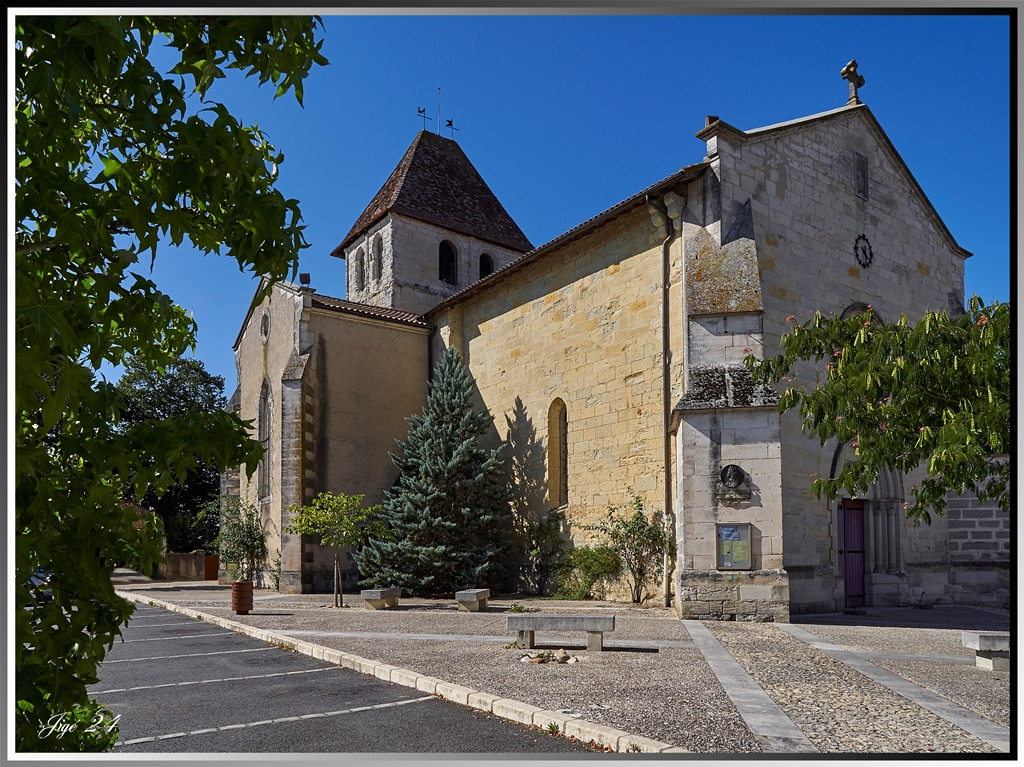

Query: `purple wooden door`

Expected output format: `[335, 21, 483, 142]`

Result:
[838, 499, 866, 608]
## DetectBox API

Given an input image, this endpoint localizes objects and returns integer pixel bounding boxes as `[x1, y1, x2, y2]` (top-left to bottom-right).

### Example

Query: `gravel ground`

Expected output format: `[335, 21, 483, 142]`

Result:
[704, 622, 1000, 754]
[793, 623, 1011, 729]
[862, 659, 1009, 729]
[798, 623, 975, 658]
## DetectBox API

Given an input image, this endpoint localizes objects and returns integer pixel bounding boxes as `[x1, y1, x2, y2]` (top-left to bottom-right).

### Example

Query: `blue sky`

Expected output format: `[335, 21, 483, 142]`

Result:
[134, 13, 1012, 394]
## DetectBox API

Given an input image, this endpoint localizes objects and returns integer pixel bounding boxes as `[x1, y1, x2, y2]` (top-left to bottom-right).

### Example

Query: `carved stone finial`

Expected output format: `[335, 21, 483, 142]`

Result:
[840, 59, 865, 105]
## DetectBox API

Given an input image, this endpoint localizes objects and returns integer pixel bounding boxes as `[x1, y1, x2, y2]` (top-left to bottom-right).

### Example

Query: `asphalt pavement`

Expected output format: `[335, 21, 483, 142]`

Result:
[90, 605, 594, 754]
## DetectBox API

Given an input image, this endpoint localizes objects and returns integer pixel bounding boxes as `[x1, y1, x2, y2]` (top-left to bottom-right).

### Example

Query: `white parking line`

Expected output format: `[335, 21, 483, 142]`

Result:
[122, 621, 204, 629]
[104, 647, 276, 664]
[95, 666, 341, 694]
[122, 632, 234, 643]
[115, 695, 436, 746]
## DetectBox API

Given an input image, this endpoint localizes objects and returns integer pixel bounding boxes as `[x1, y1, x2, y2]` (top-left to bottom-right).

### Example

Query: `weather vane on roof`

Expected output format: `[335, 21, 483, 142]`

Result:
[446, 119, 459, 139]
[840, 60, 865, 106]
[417, 107, 432, 130]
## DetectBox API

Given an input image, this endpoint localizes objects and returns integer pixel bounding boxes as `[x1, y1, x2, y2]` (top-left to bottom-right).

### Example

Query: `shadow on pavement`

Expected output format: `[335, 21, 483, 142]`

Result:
[792, 605, 1010, 632]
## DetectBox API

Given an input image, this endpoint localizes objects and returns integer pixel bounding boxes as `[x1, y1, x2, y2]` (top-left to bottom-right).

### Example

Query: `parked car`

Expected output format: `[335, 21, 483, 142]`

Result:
[24, 567, 53, 607]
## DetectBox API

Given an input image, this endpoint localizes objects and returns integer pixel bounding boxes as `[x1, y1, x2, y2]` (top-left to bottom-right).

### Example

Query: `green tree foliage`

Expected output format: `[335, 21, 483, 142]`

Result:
[745, 297, 1009, 524]
[116, 356, 228, 552]
[554, 546, 621, 601]
[355, 348, 513, 595]
[15, 16, 327, 751]
[214, 497, 271, 585]
[585, 491, 674, 604]
[505, 396, 565, 595]
[286, 492, 392, 606]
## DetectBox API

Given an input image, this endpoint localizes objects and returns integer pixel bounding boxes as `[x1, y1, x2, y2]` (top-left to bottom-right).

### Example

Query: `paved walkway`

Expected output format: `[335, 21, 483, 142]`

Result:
[111, 574, 1011, 755]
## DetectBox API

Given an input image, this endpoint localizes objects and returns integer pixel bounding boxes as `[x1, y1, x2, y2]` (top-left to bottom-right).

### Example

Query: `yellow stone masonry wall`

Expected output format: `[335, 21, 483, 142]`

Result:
[432, 204, 680, 540]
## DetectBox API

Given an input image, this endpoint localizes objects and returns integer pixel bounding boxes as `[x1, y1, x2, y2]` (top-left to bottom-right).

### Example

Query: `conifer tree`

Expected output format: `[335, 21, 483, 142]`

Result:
[355, 348, 511, 595]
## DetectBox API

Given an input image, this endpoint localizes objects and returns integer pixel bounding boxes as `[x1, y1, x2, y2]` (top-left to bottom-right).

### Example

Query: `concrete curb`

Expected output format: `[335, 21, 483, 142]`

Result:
[117, 590, 687, 754]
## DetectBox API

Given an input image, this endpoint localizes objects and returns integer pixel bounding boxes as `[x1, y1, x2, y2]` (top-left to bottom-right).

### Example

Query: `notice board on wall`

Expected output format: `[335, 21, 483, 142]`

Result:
[716, 523, 752, 570]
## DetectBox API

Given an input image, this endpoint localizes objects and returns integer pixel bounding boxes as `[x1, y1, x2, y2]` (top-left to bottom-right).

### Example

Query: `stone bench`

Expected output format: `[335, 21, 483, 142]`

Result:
[962, 631, 1010, 671]
[507, 614, 615, 652]
[455, 588, 489, 612]
[361, 588, 401, 610]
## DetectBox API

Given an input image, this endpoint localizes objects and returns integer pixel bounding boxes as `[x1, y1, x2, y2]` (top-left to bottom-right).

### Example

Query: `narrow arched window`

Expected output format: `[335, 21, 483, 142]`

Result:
[352, 248, 365, 292]
[257, 380, 271, 499]
[439, 240, 457, 286]
[371, 235, 383, 281]
[479, 253, 494, 279]
[548, 399, 568, 509]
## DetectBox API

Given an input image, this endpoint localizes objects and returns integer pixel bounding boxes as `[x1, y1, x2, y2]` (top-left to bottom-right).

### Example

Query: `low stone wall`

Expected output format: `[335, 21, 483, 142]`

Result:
[163, 550, 206, 580]
[677, 569, 790, 622]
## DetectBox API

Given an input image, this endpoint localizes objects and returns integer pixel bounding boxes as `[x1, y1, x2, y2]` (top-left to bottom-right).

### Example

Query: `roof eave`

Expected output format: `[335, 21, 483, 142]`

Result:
[423, 162, 709, 317]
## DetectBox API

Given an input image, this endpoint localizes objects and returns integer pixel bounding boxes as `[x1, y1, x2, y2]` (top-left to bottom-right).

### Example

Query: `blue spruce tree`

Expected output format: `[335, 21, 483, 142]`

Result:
[355, 347, 512, 595]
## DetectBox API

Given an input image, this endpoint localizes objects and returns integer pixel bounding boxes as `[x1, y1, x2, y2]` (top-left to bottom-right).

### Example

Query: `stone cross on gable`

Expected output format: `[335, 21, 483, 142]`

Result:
[840, 60, 866, 105]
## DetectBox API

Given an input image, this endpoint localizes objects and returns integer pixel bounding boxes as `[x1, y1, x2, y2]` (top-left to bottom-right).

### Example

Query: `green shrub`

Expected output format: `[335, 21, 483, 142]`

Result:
[554, 545, 621, 600]
[584, 490, 675, 604]
[213, 497, 269, 585]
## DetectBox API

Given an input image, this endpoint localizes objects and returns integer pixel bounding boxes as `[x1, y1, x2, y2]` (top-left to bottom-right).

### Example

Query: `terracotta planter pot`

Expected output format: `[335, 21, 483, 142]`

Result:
[231, 579, 253, 615]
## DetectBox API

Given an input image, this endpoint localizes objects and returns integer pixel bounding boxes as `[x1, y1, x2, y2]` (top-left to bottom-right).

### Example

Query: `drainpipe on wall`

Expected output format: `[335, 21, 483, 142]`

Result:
[648, 193, 678, 609]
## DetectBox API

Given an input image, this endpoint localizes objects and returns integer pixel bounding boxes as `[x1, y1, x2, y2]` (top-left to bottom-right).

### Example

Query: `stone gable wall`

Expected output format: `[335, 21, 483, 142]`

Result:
[234, 284, 311, 589]
[710, 110, 968, 611]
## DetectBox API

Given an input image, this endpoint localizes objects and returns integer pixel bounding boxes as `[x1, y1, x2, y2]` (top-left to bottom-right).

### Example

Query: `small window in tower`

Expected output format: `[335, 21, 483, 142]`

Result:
[439, 240, 457, 286]
[352, 247, 365, 292]
[371, 235, 383, 281]
[479, 253, 494, 279]
[854, 152, 869, 200]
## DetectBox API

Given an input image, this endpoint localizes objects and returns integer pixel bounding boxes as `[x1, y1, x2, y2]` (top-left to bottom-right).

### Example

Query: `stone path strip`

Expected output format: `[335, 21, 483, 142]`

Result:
[116, 591, 688, 754]
[681, 620, 818, 753]
[775, 623, 1010, 753]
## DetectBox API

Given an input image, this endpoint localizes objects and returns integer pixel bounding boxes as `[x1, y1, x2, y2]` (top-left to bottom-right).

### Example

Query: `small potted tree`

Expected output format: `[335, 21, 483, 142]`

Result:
[216, 497, 269, 615]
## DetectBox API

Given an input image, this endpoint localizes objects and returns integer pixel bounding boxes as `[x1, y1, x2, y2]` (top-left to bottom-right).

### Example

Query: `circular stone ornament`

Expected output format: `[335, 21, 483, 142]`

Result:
[854, 234, 873, 268]
[720, 464, 746, 488]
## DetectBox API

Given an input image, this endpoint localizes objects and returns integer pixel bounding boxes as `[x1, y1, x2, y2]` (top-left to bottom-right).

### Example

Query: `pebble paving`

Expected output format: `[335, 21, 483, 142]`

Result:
[703, 622, 1001, 753]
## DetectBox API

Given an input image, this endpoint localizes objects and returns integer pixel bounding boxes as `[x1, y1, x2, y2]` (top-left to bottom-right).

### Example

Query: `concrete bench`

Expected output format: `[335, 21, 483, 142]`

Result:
[361, 588, 401, 610]
[507, 614, 615, 652]
[962, 631, 1010, 671]
[455, 588, 489, 612]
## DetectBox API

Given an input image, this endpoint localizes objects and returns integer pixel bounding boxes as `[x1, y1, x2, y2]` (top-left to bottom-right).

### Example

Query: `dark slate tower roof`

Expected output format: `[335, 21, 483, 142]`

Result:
[331, 131, 533, 256]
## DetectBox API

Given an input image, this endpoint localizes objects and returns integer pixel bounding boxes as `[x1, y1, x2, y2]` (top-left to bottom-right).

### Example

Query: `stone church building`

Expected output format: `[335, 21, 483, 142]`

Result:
[227, 82, 1009, 618]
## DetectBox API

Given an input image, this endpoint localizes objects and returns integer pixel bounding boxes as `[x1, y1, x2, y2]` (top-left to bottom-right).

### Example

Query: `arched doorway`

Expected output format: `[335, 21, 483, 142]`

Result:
[831, 442, 905, 608]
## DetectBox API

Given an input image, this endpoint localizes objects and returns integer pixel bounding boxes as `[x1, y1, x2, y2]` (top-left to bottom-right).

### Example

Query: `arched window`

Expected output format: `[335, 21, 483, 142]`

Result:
[840, 302, 884, 324]
[371, 235, 383, 281]
[439, 240, 457, 286]
[352, 248, 365, 292]
[257, 380, 272, 500]
[479, 253, 494, 280]
[548, 399, 568, 509]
